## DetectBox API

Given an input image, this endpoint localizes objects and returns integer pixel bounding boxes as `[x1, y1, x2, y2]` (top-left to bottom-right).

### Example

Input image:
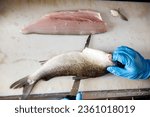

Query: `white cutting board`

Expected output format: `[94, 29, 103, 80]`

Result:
[0, 0, 150, 96]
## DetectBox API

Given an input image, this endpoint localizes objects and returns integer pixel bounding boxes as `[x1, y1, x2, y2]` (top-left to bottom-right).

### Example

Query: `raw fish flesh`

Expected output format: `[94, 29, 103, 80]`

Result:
[22, 10, 107, 35]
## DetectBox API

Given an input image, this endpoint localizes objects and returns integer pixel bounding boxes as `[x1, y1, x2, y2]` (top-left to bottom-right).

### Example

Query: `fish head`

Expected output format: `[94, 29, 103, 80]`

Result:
[83, 48, 114, 67]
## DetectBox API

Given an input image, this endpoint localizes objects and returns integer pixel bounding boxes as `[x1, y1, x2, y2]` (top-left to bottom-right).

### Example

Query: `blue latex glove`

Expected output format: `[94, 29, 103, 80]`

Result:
[62, 92, 82, 100]
[107, 46, 150, 80]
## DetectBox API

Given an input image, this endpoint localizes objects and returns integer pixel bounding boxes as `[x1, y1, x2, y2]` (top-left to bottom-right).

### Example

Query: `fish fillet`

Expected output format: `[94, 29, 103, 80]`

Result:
[22, 10, 107, 35]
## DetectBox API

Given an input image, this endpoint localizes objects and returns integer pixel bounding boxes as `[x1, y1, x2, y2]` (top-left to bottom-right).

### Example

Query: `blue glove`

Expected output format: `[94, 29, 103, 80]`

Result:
[107, 46, 150, 80]
[62, 92, 82, 100]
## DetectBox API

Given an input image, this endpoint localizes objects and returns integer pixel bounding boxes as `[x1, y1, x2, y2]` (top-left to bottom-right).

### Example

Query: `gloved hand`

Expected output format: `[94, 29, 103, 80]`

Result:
[62, 92, 82, 100]
[107, 46, 150, 80]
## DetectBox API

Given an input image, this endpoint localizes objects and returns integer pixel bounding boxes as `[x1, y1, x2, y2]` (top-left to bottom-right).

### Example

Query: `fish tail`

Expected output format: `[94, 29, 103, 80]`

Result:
[10, 76, 37, 100]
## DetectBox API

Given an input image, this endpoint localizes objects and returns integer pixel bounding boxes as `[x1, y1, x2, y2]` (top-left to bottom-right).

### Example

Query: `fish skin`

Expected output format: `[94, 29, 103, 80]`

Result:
[22, 10, 107, 35]
[10, 48, 113, 99]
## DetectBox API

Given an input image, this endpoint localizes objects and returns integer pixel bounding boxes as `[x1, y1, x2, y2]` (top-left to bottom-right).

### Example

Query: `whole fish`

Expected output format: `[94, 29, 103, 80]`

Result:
[10, 48, 113, 99]
[22, 10, 107, 35]
[10, 35, 113, 99]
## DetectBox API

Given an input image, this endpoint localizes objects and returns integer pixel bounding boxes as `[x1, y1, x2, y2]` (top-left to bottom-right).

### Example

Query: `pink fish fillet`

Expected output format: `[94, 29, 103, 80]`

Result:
[22, 10, 107, 35]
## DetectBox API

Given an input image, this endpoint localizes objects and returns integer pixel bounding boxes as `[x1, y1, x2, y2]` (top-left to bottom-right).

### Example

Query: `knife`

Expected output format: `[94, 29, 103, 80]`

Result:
[65, 77, 81, 100]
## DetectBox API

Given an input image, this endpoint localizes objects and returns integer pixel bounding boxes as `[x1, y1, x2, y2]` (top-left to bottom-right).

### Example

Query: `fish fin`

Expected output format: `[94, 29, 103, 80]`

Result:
[118, 8, 128, 21]
[10, 76, 28, 89]
[39, 60, 48, 65]
[21, 83, 35, 100]
[84, 34, 91, 49]
[10, 76, 36, 100]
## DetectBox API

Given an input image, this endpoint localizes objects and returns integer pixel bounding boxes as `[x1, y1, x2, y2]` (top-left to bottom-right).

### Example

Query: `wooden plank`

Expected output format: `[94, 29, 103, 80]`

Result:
[0, 88, 150, 100]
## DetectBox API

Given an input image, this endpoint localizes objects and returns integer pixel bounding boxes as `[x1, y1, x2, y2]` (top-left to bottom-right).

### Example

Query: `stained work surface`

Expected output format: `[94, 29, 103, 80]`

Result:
[0, 0, 150, 96]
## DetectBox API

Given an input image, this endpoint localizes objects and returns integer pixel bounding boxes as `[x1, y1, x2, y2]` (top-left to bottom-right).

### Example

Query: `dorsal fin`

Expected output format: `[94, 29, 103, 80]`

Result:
[84, 34, 92, 49]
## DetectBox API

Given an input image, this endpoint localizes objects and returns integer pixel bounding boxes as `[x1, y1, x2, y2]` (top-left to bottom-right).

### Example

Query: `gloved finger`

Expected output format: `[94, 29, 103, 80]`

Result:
[114, 46, 136, 58]
[113, 49, 144, 67]
[107, 66, 137, 80]
[107, 66, 126, 76]
[76, 92, 82, 100]
[115, 46, 136, 53]
[112, 53, 128, 65]
[113, 47, 139, 65]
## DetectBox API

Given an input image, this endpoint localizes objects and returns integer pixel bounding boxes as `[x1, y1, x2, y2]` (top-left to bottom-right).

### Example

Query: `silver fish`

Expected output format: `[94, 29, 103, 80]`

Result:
[10, 36, 113, 99]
